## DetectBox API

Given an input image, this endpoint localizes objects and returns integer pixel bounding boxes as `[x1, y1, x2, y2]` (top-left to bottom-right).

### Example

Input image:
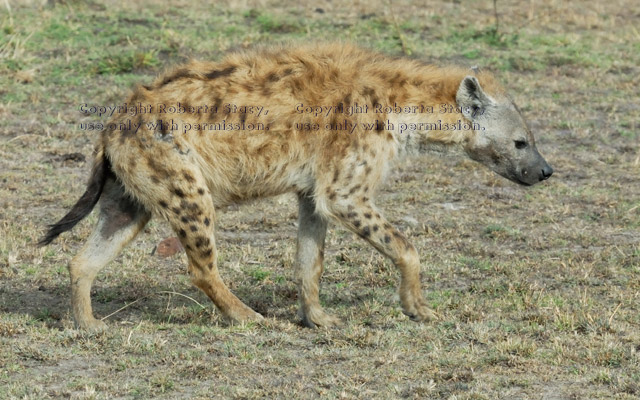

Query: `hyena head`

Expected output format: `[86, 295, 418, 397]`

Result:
[456, 75, 553, 186]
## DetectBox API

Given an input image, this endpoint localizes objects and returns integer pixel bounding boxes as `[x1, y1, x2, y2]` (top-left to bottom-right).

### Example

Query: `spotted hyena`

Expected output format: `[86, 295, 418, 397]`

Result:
[40, 43, 553, 331]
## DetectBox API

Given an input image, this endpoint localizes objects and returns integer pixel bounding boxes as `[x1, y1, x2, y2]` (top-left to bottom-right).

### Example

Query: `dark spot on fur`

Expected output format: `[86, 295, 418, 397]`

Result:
[204, 217, 210, 226]
[157, 119, 168, 136]
[362, 197, 369, 203]
[179, 229, 186, 238]
[205, 66, 236, 80]
[183, 171, 195, 183]
[151, 175, 160, 184]
[119, 116, 142, 144]
[283, 68, 293, 76]
[184, 201, 202, 215]
[209, 99, 222, 122]
[159, 68, 192, 87]
[343, 94, 351, 107]
[181, 216, 190, 223]
[266, 72, 279, 82]
[329, 192, 336, 201]
[353, 220, 361, 228]
[362, 226, 371, 238]
[364, 212, 372, 219]
[394, 74, 407, 86]
[190, 225, 198, 232]
[393, 231, 402, 238]
[185, 244, 193, 251]
[195, 236, 209, 248]
[373, 225, 379, 232]
[197, 188, 205, 195]
[384, 234, 391, 243]
[146, 157, 159, 171]
[159, 200, 168, 208]
[346, 212, 357, 219]
[173, 188, 186, 198]
[208, 262, 215, 270]
[332, 170, 340, 183]
[349, 185, 361, 195]
[171, 206, 181, 214]
[202, 248, 213, 257]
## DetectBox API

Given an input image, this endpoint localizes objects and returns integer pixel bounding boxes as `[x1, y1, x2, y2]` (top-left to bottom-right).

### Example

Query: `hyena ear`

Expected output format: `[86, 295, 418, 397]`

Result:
[456, 76, 493, 120]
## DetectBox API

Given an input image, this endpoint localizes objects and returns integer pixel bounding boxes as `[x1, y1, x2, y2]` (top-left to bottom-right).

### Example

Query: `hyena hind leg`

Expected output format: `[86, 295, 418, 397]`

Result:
[296, 194, 342, 328]
[138, 166, 263, 324]
[69, 177, 151, 331]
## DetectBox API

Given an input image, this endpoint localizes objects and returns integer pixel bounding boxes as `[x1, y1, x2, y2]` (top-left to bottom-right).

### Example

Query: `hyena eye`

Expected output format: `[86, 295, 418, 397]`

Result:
[514, 140, 528, 149]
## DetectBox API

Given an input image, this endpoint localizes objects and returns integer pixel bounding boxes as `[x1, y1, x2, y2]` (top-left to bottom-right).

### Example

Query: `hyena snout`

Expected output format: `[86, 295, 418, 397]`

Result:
[540, 163, 553, 181]
[519, 153, 553, 185]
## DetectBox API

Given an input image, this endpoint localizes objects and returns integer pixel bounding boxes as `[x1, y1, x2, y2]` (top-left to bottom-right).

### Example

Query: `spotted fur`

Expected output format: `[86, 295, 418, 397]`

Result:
[40, 43, 551, 330]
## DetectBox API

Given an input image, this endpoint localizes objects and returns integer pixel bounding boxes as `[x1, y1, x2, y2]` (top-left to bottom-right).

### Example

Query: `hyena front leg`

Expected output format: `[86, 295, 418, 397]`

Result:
[330, 201, 436, 323]
[296, 194, 342, 328]
[69, 177, 151, 331]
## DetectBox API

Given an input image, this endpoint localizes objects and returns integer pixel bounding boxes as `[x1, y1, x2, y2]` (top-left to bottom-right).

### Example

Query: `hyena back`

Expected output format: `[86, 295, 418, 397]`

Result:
[40, 43, 552, 331]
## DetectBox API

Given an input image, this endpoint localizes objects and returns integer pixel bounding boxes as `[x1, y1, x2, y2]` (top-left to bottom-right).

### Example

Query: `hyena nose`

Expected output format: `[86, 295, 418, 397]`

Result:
[540, 165, 553, 181]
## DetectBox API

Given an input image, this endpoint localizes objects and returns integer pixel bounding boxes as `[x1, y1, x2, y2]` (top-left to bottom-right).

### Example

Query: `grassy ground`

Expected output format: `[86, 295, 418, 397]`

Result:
[1, 0, 639, 398]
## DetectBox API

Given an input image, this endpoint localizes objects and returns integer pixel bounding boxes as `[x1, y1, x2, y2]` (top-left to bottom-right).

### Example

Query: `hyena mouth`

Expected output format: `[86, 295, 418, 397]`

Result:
[514, 170, 534, 186]
[515, 179, 533, 187]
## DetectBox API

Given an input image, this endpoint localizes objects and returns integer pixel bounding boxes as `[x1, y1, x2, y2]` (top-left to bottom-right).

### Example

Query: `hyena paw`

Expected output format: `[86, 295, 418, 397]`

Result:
[225, 305, 264, 325]
[300, 306, 343, 328]
[402, 299, 437, 323]
[75, 317, 108, 332]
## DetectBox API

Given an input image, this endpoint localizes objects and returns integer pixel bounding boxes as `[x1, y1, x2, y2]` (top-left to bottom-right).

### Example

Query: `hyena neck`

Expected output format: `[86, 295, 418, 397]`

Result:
[388, 101, 471, 159]
[386, 66, 502, 159]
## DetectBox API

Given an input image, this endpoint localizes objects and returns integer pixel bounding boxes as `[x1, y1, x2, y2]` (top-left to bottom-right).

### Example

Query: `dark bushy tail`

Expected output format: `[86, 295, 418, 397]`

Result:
[38, 146, 110, 246]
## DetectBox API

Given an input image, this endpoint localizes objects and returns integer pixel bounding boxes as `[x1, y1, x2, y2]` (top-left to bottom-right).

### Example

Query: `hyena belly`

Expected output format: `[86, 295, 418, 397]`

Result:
[188, 132, 317, 207]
